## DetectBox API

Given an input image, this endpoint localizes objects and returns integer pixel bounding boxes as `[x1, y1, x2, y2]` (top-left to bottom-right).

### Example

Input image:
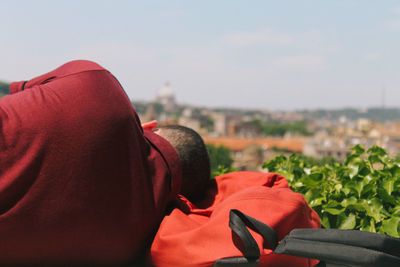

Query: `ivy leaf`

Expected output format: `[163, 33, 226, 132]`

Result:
[304, 188, 322, 204]
[344, 199, 367, 212]
[341, 197, 357, 207]
[334, 184, 342, 193]
[345, 154, 359, 166]
[342, 187, 351, 195]
[367, 145, 387, 157]
[360, 217, 376, 232]
[357, 161, 371, 176]
[338, 213, 356, 229]
[277, 171, 294, 182]
[321, 214, 330, 229]
[377, 187, 397, 205]
[293, 181, 304, 188]
[309, 197, 325, 208]
[361, 183, 376, 198]
[324, 207, 346, 215]
[382, 216, 400, 238]
[262, 155, 287, 171]
[302, 176, 321, 188]
[390, 164, 400, 177]
[352, 144, 365, 155]
[349, 165, 358, 178]
[346, 180, 364, 198]
[324, 201, 345, 215]
[363, 198, 384, 222]
[368, 154, 383, 165]
[383, 179, 395, 196]
[393, 206, 400, 216]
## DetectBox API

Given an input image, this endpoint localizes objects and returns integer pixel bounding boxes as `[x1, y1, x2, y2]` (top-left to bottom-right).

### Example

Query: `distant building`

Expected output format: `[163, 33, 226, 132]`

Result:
[204, 137, 305, 170]
[143, 104, 158, 123]
[303, 138, 351, 162]
[228, 121, 262, 138]
[357, 118, 372, 132]
[303, 120, 400, 161]
[212, 112, 229, 136]
[156, 81, 177, 112]
[178, 108, 201, 132]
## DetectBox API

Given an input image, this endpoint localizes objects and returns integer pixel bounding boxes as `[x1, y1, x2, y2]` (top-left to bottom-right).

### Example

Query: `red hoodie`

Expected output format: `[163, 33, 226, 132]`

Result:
[0, 60, 181, 265]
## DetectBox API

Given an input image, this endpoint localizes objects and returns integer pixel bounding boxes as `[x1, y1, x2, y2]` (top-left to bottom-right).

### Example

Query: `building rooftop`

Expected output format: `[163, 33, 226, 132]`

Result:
[157, 81, 174, 97]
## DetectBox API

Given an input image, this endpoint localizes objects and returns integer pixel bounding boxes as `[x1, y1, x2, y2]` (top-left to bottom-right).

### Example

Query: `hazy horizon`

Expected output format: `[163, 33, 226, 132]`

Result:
[1, 1, 400, 110]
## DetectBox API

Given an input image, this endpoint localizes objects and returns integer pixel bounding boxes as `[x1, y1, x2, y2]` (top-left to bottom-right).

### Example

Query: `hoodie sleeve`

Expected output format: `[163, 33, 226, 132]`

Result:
[9, 60, 106, 94]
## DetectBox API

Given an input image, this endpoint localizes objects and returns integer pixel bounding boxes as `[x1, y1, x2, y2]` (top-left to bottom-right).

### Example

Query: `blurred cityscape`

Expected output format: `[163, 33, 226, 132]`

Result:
[135, 82, 400, 171]
[3, 80, 400, 171]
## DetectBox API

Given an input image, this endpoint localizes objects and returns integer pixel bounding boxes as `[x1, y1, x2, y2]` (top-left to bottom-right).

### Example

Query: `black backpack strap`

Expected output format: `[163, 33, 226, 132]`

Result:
[214, 209, 278, 266]
[229, 209, 278, 258]
[217, 209, 400, 267]
[274, 228, 400, 267]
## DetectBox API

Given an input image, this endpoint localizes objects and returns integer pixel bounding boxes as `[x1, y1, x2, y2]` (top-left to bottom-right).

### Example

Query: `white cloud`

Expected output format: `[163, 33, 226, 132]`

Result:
[274, 54, 326, 71]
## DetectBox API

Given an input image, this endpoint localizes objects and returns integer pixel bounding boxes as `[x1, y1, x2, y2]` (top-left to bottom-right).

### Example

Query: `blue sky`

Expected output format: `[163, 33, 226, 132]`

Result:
[1, 1, 400, 110]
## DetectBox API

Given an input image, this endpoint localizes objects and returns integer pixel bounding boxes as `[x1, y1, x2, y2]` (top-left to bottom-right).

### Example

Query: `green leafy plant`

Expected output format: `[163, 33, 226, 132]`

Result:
[251, 119, 312, 137]
[262, 145, 400, 237]
[0, 81, 9, 98]
[207, 144, 235, 177]
[211, 165, 238, 178]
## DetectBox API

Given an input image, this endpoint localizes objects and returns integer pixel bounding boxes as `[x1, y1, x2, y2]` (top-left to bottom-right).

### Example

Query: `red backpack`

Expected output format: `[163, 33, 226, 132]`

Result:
[150, 171, 321, 267]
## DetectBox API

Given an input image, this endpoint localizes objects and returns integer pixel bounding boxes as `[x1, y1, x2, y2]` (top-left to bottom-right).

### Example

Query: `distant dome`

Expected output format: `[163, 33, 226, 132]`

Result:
[156, 81, 177, 112]
[157, 81, 174, 97]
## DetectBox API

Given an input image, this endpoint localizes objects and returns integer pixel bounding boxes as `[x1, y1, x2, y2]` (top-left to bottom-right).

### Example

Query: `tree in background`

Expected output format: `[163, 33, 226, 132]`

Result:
[0, 81, 9, 97]
[207, 144, 234, 177]
[251, 119, 312, 137]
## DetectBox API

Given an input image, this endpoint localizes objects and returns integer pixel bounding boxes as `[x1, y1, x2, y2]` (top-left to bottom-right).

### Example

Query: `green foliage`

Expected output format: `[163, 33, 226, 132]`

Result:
[252, 119, 312, 137]
[263, 145, 400, 237]
[200, 116, 214, 132]
[0, 81, 9, 97]
[296, 154, 338, 166]
[131, 101, 147, 114]
[211, 165, 238, 177]
[152, 102, 164, 114]
[207, 144, 235, 177]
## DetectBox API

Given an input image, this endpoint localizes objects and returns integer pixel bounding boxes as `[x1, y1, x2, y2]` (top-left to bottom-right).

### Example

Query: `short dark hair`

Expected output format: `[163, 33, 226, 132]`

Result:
[156, 125, 210, 201]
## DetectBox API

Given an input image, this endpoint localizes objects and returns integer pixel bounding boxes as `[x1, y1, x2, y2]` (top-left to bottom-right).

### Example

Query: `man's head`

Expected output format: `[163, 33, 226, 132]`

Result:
[155, 125, 211, 201]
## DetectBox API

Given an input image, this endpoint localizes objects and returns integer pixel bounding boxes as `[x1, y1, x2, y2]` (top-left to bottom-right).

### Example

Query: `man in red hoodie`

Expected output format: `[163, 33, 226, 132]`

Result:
[0, 60, 210, 265]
